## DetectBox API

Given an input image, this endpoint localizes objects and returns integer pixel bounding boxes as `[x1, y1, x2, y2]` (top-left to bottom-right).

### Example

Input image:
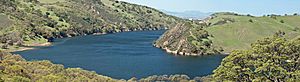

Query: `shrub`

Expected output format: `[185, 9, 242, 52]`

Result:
[248, 19, 253, 23]
[280, 20, 284, 23]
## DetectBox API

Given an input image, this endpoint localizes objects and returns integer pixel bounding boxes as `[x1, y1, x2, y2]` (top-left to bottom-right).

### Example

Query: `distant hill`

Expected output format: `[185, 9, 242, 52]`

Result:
[162, 10, 212, 20]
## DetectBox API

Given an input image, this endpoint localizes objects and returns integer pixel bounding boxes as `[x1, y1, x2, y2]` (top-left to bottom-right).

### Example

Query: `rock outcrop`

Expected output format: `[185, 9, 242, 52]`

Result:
[154, 22, 221, 56]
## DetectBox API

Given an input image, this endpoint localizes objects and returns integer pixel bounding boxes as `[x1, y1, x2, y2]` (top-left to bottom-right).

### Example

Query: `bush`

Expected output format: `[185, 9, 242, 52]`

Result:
[248, 19, 253, 23]
[280, 20, 284, 23]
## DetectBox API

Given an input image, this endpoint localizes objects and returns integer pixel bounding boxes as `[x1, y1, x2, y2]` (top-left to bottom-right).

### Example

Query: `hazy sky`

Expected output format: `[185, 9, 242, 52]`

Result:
[119, 0, 300, 16]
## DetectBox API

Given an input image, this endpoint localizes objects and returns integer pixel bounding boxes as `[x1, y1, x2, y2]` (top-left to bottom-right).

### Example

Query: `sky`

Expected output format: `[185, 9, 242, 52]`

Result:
[119, 0, 300, 16]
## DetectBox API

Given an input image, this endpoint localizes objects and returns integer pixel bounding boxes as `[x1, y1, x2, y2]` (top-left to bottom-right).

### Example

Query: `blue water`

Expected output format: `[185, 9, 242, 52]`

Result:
[14, 30, 226, 79]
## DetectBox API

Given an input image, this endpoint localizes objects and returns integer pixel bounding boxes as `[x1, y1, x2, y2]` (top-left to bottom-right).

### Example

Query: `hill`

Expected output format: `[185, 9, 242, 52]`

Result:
[0, 0, 183, 51]
[155, 12, 300, 55]
[206, 12, 300, 53]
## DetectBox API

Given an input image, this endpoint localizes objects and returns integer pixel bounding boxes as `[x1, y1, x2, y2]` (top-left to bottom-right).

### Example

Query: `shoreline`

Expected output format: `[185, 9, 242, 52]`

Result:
[6, 47, 35, 52]
[23, 42, 52, 47]
[153, 44, 230, 56]
[6, 42, 52, 52]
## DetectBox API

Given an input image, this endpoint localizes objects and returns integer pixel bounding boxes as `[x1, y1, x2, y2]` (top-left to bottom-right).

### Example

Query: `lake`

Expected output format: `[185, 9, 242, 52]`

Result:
[14, 30, 226, 79]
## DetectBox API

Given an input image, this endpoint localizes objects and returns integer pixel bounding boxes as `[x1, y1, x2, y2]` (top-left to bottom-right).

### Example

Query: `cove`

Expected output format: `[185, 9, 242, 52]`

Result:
[14, 30, 226, 79]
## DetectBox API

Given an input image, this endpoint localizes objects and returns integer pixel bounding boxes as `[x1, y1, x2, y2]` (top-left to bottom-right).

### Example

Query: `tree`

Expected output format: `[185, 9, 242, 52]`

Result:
[212, 33, 300, 82]
[294, 13, 298, 16]
[146, 10, 152, 14]
[248, 19, 253, 23]
[280, 20, 284, 23]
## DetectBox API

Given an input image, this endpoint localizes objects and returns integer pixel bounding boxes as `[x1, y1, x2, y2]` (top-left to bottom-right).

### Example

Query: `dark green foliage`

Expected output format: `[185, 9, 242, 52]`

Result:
[212, 34, 300, 82]
[294, 13, 298, 16]
[249, 19, 253, 23]
[280, 20, 285, 23]
[246, 14, 254, 17]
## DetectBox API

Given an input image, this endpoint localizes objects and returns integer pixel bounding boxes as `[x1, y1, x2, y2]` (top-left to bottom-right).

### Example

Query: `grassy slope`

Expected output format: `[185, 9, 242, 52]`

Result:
[205, 13, 300, 52]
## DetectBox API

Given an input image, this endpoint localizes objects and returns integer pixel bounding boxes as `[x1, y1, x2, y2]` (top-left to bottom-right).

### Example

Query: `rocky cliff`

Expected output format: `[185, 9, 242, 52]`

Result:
[154, 22, 221, 56]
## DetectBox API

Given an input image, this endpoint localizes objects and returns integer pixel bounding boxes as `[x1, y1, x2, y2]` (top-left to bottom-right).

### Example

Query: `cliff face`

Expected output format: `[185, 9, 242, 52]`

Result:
[154, 22, 220, 56]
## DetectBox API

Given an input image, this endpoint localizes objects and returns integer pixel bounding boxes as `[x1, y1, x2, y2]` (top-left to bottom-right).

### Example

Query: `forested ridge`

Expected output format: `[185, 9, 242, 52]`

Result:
[0, 0, 183, 51]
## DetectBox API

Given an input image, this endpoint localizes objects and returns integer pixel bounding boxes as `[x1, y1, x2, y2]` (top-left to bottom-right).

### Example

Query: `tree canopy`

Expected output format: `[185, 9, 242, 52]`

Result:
[212, 34, 300, 82]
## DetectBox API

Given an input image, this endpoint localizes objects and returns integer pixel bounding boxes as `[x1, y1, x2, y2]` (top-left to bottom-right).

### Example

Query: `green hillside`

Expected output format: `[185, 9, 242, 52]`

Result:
[0, 0, 182, 51]
[154, 12, 300, 55]
[205, 13, 300, 52]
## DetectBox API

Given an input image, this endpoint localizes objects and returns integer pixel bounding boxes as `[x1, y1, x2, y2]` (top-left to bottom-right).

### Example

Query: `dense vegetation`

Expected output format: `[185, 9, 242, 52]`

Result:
[0, 0, 182, 51]
[212, 33, 300, 81]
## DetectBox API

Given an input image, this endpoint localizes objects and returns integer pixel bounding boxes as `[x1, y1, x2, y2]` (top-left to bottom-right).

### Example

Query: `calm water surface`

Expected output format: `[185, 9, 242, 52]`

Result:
[14, 30, 226, 79]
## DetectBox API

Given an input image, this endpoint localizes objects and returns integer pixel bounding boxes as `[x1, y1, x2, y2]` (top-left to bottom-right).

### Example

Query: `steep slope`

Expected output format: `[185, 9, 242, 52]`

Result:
[0, 0, 182, 51]
[155, 12, 300, 55]
[154, 22, 221, 56]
